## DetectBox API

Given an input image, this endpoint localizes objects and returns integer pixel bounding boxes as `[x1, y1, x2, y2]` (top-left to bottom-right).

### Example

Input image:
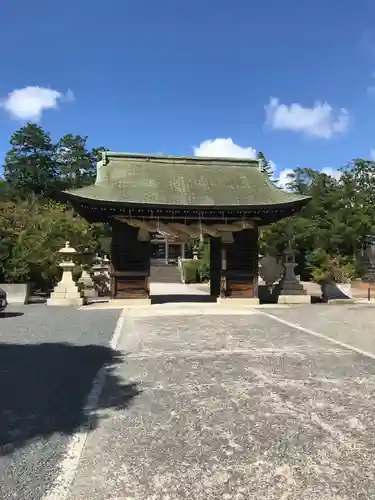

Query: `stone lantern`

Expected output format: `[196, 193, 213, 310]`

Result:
[102, 254, 111, 280]
[277, 244, 310, 304]
[192, 244, 199, 260]
[78, 247, 96, 299]
[47, 242, 85, 306]
[92, 254, 110, 296]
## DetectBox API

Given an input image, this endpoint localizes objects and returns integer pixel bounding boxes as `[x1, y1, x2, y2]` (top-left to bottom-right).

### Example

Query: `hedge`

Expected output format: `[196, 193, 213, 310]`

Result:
[181, 259, 201, 283]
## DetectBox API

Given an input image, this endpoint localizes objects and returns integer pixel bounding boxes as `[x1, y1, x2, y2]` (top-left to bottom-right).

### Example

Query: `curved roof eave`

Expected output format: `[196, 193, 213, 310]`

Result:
[63, 190, 311, 211]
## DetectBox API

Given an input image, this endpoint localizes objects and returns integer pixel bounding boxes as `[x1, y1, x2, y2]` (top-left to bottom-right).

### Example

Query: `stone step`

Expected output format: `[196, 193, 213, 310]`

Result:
[150, 263, 182, 283]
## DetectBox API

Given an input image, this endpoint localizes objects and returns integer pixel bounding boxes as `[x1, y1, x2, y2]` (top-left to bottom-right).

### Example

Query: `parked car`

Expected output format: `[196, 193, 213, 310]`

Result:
[0, 287, 7, 312]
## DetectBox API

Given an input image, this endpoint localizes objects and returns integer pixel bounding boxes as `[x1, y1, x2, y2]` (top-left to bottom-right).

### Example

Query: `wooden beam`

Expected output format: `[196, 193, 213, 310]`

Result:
[189, 223, 219, 237]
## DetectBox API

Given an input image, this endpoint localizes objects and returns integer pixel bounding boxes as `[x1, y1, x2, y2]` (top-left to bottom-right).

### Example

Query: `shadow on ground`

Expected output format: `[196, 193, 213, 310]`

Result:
[151, 294, 217, 304]
[0, 342, 140, 455]
[0, 312, 24, 318]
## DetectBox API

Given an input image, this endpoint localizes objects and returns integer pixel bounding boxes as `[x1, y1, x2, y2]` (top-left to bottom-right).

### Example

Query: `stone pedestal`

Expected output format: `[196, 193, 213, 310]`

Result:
[278, 294, 311, 304]
[47, 242, 85, 307]
[217, 297, 260, 307]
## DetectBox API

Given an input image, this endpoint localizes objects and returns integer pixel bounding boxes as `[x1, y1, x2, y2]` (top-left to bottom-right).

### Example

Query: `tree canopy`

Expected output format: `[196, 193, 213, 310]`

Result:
[0, 123, 110, 286]
[260, 161, 375, 280]
[2, 122, 108, 201]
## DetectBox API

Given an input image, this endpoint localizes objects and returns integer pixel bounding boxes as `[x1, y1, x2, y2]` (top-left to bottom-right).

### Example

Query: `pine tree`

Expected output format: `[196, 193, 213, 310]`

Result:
[54, 134, 96, 190]
[256, 151, 275, 179]
[3, 123, 56, 199]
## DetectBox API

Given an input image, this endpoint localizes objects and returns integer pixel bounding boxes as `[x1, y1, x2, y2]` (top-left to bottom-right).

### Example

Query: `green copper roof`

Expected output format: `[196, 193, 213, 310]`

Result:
[65, 152, 310, 208]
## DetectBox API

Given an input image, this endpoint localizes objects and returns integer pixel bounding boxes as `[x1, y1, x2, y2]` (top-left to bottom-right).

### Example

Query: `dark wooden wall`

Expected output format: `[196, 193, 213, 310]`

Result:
[110, 220, 151, 299]
[224, 228, 258, 298]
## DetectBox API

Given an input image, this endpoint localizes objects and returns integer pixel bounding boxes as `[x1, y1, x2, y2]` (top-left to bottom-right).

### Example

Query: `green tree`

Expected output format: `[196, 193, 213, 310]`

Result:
[91, 146, 108, 162]
[55, 134, 97, 190]
[3, 123, 56, 199]
[257, 151, 275, 179]
[0, 179, 13, 202]
[342, 158, 375, 206]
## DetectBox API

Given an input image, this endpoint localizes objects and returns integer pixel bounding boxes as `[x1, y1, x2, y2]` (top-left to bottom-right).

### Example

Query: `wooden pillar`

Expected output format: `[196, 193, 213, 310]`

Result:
[110, 219, 151, 299]
[164, 238, 169, 264]
[209, 237, 221, 297]
[224, 228, 258, 299]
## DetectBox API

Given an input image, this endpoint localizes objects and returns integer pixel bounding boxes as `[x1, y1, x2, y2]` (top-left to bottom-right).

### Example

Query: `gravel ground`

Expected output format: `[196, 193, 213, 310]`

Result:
[66, 309, 375, 500]
[261, 302, 375, 354]
[0, 304, 121, 500]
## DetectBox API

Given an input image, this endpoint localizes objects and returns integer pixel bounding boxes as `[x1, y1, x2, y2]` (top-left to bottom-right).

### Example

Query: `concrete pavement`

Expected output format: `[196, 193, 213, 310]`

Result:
[59, 304, 375, 500]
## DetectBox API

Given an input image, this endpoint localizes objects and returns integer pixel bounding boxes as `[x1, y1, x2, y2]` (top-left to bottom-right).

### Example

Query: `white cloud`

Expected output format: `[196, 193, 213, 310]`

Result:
[370, 149, 375, 160]
[277, 166, 341, 190]
[267, 160, 276, 176]
[193, 137, 282, 182]
[1, 86, 74, 121]
[321, 167, 342, 180]
[193, 138, 257, 158]
[192, 137, 341, 192]
[265, 97, 349, 139]
[193, 137, 278, 176]
[277, 169, 295, 189]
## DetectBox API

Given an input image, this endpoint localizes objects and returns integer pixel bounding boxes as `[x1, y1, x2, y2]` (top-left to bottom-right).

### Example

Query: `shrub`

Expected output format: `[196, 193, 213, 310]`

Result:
[0, 200, 97, 289]
[311, 254, 356, 284]
[197, 240, 210, 282]
[181, 259, 201, 283]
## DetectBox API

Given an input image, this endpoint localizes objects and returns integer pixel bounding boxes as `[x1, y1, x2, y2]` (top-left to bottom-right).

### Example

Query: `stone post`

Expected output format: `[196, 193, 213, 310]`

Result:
[47, 242, 85, 306]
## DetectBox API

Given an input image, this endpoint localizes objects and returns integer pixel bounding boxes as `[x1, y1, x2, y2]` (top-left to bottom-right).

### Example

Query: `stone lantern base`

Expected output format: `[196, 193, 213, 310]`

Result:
[47, 297, 85, 307]
[277, 294, 311, 304]
[47, 281, 86, 307]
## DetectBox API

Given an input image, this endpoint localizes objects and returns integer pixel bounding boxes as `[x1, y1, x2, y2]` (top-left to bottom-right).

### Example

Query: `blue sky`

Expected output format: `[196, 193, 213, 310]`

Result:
[1, 0, 375, 184]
